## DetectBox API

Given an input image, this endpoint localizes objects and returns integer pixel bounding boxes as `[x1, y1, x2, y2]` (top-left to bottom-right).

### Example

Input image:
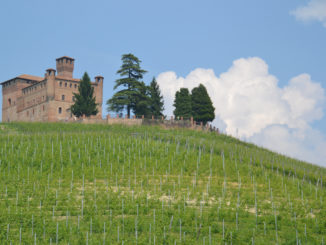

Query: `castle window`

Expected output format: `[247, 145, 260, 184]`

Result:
[58, 107, 62, 114]
[60, 81, 62, 87]
[70, 83, 72, 88]
[62, 95, 65, 101]
[74, 84, 77, 89]
[8, 98, 11, 106]
[65, 82, 67, 87]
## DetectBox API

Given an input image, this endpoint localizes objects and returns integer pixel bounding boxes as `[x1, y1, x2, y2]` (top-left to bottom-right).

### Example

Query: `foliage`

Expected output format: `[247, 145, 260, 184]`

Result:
[107, 53, 147, 118]
[71, 72, 98, 117]
[0, 122, 325, 244]
[149, 77, 164, 117]
[191, 84, 215, 124]
[133, 81, 151, 117]
[173, 88, 192, 119]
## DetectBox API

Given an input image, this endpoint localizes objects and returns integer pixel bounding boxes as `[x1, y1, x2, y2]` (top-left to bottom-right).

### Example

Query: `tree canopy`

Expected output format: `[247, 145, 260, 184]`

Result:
[149, 77, 164, 117]
[173, 88, 192, 119]
[106, 53, 147, 118]
[191, 84, 215, 124]
[71, 72, 98, 117]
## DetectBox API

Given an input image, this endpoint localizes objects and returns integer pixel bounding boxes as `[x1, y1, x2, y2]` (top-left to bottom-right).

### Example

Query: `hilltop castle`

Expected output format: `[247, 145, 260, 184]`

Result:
[1, 56, 103, 122]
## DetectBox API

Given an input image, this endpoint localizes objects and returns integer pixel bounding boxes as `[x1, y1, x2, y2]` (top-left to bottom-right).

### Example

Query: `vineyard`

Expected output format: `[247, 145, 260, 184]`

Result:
[0, 122, 325, 244]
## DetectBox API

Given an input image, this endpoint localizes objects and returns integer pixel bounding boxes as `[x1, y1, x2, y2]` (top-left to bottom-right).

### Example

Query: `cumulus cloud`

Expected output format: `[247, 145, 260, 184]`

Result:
[291, 0, 326, 27]
[156, 57, 326, 166]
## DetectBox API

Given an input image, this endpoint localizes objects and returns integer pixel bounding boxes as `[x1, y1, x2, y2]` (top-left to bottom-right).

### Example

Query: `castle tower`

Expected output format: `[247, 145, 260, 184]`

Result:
[56, 56, 75, 78]
[95, 76, 104, 119]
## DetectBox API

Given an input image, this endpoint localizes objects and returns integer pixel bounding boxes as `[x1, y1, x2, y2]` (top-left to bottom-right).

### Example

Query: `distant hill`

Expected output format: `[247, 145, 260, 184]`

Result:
[0, 122, 324, 244]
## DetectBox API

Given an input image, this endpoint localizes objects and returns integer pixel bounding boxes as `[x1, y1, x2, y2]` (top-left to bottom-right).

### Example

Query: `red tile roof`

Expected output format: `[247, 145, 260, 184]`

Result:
[18, 74, 44, 82]
[1, 74, 44, 85]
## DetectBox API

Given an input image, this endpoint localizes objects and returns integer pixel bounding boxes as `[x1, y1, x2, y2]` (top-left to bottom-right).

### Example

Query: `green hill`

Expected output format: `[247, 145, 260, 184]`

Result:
[0, 122, 325, 244]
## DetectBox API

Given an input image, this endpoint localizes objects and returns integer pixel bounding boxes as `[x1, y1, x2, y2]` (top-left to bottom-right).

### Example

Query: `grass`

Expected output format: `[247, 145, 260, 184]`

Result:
[0, 122, 325, 244]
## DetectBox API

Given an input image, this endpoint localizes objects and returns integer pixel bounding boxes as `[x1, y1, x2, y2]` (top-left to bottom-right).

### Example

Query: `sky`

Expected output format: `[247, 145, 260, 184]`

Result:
[0, 0, 325, 166]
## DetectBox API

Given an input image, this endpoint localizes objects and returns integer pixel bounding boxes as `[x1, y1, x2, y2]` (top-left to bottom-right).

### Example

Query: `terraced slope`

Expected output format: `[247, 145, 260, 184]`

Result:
[0, 123, 325, 244]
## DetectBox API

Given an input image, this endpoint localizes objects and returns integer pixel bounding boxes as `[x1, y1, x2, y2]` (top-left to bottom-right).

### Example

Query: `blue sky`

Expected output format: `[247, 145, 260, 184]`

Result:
[1, 0, 325, 166]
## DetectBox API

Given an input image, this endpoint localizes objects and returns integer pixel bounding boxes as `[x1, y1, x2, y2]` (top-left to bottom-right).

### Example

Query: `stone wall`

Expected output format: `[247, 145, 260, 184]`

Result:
[2, 78, 34, 122]
[107, 117, 143, 126]
[17, 80, 48, 122]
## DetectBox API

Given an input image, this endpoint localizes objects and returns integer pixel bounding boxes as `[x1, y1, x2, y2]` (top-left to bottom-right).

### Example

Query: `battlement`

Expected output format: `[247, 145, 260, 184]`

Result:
[1, 56, 103, 122]
[56, 56, 75, 78]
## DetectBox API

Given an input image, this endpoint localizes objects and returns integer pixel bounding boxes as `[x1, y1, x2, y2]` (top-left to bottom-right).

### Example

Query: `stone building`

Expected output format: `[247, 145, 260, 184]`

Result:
[1, 56, 103, 122]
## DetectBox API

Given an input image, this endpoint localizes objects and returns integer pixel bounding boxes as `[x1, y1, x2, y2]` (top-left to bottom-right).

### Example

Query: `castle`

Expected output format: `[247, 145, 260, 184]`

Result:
[1, 56, 103, 122]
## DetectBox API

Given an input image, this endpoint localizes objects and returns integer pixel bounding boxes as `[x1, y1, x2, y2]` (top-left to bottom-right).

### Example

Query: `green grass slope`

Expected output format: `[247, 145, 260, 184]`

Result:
[0, 122, 325, 244]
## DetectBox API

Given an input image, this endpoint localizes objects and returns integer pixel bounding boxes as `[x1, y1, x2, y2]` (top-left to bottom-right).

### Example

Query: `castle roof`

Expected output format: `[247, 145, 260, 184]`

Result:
[1, 74, 44, 85]
[18, 74, 44, 82]
[56, 56, 75, 61]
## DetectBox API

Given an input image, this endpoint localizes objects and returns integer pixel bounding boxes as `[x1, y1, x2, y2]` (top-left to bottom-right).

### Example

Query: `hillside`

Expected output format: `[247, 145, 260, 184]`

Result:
[0, 122, 325, 244]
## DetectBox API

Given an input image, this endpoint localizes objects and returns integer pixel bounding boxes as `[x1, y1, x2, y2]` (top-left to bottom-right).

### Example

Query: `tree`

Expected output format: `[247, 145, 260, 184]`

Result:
[107, 53, 147, 118]
[173, 88, 192, 119]
[133, 81, 151, 117]
[149, 77, 164, 117]
[191, 84, 215, 125]
[71, 72, 98, 117]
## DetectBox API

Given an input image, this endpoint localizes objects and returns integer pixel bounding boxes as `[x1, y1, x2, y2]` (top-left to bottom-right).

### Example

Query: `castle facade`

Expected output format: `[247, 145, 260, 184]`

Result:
[1, 56, 103, 122]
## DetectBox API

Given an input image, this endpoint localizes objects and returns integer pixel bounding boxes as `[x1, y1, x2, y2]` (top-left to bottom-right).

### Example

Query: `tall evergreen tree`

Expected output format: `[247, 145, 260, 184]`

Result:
[173, 88, 192, 119]
[107, 53, 147, 118]
[71, 72, 98, 117]
[133, 81, 151, 117]
[191, 84, 215, 125]
[149, 77, 164, 117]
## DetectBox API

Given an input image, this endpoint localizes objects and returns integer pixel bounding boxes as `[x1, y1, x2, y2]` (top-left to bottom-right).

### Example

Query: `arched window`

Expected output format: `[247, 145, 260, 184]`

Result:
[58, 107, 62, 114]
[59, 81, 62, 87]
[8, 98, 11, 106]
[62, 95, 65, 101]
[65, 82, 67, 87]
[74, 84, 77, 89]
[70, 83, 72, 88]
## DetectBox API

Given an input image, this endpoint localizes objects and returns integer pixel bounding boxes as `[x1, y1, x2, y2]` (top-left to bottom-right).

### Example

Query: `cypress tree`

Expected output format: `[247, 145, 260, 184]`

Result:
[133, 81, 151, 117]
[191, 84, 215, 125]
[71, 72, 98, 117]
[149, 77, 164, 117]
[107, 53, 147, 118]
[173, 88, 192, 119]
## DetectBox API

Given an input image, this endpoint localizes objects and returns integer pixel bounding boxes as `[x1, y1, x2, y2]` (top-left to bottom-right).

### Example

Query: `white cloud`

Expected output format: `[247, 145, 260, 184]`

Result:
[291, 0, 326, 27]
[156, 57, 326, 166]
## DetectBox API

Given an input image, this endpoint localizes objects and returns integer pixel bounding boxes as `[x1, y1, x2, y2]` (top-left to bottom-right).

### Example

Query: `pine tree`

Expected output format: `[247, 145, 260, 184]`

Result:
[133, 81, 151, 117]
[191, 84, 215, 125]
[149, 77, 164, 117]
[71, 72, 98, 117]
[173, 88, 192, 119]
[107, 53, 147, 118]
